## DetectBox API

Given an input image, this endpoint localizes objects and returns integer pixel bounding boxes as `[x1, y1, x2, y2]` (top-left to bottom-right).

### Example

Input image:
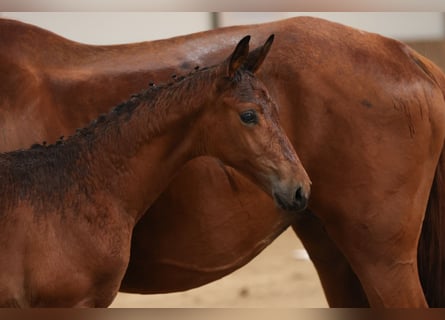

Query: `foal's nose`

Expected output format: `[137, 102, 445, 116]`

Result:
[273, 185, 310, 212]
[294, 186, 309, 212]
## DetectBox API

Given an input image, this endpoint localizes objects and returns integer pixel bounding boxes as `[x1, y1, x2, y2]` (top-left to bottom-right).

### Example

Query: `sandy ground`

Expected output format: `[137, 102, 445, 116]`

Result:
[110, 227, 328, 308]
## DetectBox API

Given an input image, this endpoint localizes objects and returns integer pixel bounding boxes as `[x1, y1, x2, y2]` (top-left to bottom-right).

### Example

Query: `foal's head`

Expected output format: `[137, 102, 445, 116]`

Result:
[198, 35, 311, 212]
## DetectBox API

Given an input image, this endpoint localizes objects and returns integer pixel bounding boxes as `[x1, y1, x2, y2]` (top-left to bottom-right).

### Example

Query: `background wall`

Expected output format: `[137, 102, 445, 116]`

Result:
[218, 12, 445, 70]
[2, 12, 444, 43]
[3, 12, 444, 69]
[219, 12, 445, 41]
[0, 12, 212, 43]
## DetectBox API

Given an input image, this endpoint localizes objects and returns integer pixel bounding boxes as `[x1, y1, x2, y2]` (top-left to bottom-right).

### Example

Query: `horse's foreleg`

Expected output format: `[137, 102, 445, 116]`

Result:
[291, 213, 369, 307]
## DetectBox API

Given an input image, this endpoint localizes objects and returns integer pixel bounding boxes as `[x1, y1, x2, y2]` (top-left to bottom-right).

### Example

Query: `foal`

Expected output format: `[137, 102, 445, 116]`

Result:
[0, 35, 310, 307]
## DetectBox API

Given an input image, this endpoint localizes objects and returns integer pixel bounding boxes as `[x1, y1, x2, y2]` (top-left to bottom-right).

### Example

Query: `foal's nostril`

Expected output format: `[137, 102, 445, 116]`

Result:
[274, 187, 309, 212]
[294, 186, 308, 210]
[295, 187, 304, 202]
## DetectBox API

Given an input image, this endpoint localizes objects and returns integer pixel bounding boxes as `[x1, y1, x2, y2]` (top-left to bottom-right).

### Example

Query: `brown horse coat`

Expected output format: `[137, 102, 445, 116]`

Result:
[0, 36, 310, 307]
[1, 16, 445, 307]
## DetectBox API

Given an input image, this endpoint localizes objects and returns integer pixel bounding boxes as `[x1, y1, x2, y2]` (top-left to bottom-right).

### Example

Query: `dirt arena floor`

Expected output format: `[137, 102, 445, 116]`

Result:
[111, 227, 328, 308]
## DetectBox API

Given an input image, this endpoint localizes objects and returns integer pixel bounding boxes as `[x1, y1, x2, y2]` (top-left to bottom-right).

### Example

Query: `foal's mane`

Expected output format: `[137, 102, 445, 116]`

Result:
[0, 62, 236, 211]
[32, 58, 253, 154]
[0, 60, 250, 209]
[36, 64, 218, 150]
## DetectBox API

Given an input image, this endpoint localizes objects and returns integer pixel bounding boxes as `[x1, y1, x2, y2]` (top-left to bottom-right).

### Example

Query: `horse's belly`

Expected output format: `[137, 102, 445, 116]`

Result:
[121, 157, 296, 293]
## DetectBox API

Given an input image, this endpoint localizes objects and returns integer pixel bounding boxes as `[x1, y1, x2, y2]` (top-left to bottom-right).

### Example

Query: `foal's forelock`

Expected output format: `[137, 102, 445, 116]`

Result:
[230, 72, 278, 111]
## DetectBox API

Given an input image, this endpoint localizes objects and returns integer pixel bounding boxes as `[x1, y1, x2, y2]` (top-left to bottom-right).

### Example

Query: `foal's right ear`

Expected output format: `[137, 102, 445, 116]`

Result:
[227, 35, 251, 78]
[244, 34, 274, 74]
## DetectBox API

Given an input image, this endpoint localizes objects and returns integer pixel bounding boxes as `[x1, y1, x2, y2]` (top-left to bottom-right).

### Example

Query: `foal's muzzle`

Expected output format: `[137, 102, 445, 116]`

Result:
[274, 186, 309, 212]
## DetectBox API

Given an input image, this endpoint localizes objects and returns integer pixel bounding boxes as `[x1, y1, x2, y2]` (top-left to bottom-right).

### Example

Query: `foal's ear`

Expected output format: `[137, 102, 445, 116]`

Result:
[227, 35, 251, 77]
[244, 34, 274, 74]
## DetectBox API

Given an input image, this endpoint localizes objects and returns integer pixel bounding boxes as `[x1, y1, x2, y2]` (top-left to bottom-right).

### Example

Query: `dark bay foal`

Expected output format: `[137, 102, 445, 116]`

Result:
[0, 36, 310, 307]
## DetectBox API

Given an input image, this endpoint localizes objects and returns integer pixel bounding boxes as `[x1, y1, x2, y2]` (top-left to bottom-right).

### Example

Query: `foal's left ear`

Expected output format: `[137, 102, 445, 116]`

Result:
[227, 35, 251, 78]
[244, 34, 274, 74]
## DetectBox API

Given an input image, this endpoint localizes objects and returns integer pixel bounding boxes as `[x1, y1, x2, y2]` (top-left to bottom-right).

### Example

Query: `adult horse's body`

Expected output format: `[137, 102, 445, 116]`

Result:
[1, 16, 445, 307]
[0, 36, 310, 307]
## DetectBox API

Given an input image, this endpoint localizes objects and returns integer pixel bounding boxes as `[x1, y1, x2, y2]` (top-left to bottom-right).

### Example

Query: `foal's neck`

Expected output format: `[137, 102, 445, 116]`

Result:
[82, 69, 216, 222]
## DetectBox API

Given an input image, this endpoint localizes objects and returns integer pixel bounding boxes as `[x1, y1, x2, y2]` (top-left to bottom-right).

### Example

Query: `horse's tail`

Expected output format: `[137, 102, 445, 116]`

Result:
[415, 49, 445, 307]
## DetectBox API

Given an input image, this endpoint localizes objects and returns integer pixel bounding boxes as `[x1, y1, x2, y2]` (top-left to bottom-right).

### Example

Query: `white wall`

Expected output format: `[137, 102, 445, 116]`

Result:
[1, 0, 445, 11]
[0, 12, 212, 44]
[219, 12, 445, 41]
[1, 12, 444, 44]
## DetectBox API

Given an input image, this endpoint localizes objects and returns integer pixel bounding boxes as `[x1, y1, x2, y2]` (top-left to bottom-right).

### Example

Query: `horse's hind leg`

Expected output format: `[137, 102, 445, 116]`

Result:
[291, 214, 369, 307]
[317, 175, 432, 307]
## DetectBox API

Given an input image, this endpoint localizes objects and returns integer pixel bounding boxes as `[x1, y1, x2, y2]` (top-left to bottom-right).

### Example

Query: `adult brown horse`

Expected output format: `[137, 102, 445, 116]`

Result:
[0, 35, 310, 307]
[1, 16, 445, 307]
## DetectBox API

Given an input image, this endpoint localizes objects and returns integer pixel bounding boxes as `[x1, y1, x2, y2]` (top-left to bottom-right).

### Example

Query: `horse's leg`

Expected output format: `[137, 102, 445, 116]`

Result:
[291, 213, 369, 307]
[318, 177, 432, 307]
[297, 100, 443, 307]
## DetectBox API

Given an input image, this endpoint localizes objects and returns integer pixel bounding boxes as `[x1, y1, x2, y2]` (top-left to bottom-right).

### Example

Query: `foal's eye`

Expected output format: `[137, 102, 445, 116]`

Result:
[240, 110, 258, 125]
